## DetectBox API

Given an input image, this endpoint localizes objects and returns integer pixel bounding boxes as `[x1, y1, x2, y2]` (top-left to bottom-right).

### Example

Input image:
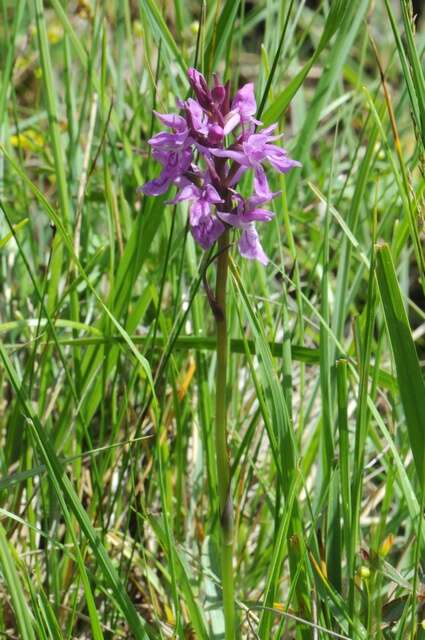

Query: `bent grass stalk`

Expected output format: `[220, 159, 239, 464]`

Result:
[214, 231, 236, 639]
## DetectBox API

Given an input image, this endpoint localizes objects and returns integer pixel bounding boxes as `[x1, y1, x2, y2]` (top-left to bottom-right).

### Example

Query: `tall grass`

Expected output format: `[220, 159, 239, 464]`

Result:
[0, 1, 424, 638]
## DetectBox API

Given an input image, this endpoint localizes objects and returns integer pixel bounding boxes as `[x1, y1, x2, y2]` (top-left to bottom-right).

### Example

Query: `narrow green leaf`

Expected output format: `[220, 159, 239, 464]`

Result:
[262, 0, 354, 125]
[138, 0, 187, 81]
[375, 243, 425, 482]
[0, 217, 28, 248]
[0, 524, 36, 640]
[204, 0, 241, 74]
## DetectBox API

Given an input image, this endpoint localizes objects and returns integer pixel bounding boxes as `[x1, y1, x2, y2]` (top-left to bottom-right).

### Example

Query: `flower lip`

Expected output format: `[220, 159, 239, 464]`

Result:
[239, 225, 268, 265]
[217, 190, 279, 228]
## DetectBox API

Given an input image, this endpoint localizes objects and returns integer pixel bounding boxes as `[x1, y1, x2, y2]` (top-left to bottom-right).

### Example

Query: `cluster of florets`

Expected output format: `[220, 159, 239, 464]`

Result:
[140, 68, 300, 264]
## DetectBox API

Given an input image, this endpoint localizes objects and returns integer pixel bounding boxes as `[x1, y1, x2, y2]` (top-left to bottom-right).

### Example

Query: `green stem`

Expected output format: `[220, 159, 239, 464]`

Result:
[215, 231, 236, 639]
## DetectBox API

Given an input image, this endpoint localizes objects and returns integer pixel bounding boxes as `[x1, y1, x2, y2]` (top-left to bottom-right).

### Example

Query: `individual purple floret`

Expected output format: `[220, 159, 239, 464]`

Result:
[140, 68, 300, 264]
[167, 177, 225, 249]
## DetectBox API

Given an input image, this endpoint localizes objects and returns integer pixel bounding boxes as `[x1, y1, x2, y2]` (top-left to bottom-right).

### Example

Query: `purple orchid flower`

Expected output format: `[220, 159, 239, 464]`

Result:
[168, 178, 225, 249]
[191, 214, 226, 250]
[210, 124, 301, 199]
[141, 111, 193, 196]
[217, 193, 278, 265]
[217, 192, 278, 227]
[139, 67, 300, 264]
[183, 98, 225, 146]
[142, 147, 193, 196]
[222, 82, 261, 135]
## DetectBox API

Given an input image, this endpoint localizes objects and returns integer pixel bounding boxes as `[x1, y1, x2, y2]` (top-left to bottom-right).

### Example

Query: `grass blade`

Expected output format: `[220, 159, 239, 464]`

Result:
[0, 524, 37, 640]
[375, 242, 425, 483]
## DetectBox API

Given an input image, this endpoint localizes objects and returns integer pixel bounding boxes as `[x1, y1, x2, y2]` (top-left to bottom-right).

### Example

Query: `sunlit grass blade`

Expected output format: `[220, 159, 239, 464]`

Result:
[138, 0, 187, 81]
[204, 0, 241, 76]
[375, 243, 425, 484]
[384, 0, 425, 149]
[0, 524, 37, 640]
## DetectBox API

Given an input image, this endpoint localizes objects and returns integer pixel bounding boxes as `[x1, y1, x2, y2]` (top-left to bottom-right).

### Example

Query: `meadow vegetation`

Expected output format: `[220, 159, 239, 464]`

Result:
[0, 1, 425, 638]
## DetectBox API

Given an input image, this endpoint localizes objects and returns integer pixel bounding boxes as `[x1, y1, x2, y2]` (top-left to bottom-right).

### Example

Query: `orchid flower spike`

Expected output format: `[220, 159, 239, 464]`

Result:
[140, 68, 301, 264]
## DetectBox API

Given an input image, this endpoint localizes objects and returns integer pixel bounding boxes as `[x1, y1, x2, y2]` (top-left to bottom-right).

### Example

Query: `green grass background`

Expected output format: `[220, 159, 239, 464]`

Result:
[0, 0, 425, 638]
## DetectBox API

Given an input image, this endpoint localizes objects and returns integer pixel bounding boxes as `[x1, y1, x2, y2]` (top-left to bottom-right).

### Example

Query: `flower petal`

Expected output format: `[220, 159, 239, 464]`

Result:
[167, 184, 200, 204]
[207, 124, 224, 145]
[216, 211, 243, 228]
[239, 225, 268, 265]
[191, 216, 225, 249]
[243, 133, 268, 163]
[223, 110, 241, 135]
[247, 191, 281, 207]
[204, 184, 223, 204]
[140, 169, 173, 196]
[154, 111, 187, 132]
[218, 207, 274, 227]
[190, 199, 210, 226]
[148, 130, 189, 149]
[231, 82, 257, 121]
[209, 147, 248, 165]
[211, 83, 226, 107]
[261, 123, 279, 137]
[227, 165, 248, 187]
[243, 207, 274, 222]
[185, 98, 209, 135]
[265, 146, 302, 173]
[188, 68, 210, 109]
[254, 165, 272, 199]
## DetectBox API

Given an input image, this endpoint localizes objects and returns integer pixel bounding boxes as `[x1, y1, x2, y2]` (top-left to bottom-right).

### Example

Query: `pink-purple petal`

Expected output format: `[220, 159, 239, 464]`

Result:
[167, 184, 200, 204]
[141, 170, 173, 196]
[204, 184, 223, 204]
[243, 208, 274, 222]
[185, 98, 209, 135]
[239, 226, 268, 265]
[207, 124, 224, 145]
[148, 130, 189, 148]
[209, 147, 248, 165]
[267, 150, 302, 173]
[190, 200, 209, 226]
[228, 165, 248, 186]
[231, 82, 257, 121]
[261, 123, 279, 136]
[218, 205, 274, 227]
[188, 68, 210, 109]
[248, 191, 281, 206]
[223, 111, 241, 135]
[254, 166, 272, 199]
[154, 111, 187, 132]
[216, 211, 243, 228]
[191, 216, 225, 249]
[211, 84, 226, 106]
